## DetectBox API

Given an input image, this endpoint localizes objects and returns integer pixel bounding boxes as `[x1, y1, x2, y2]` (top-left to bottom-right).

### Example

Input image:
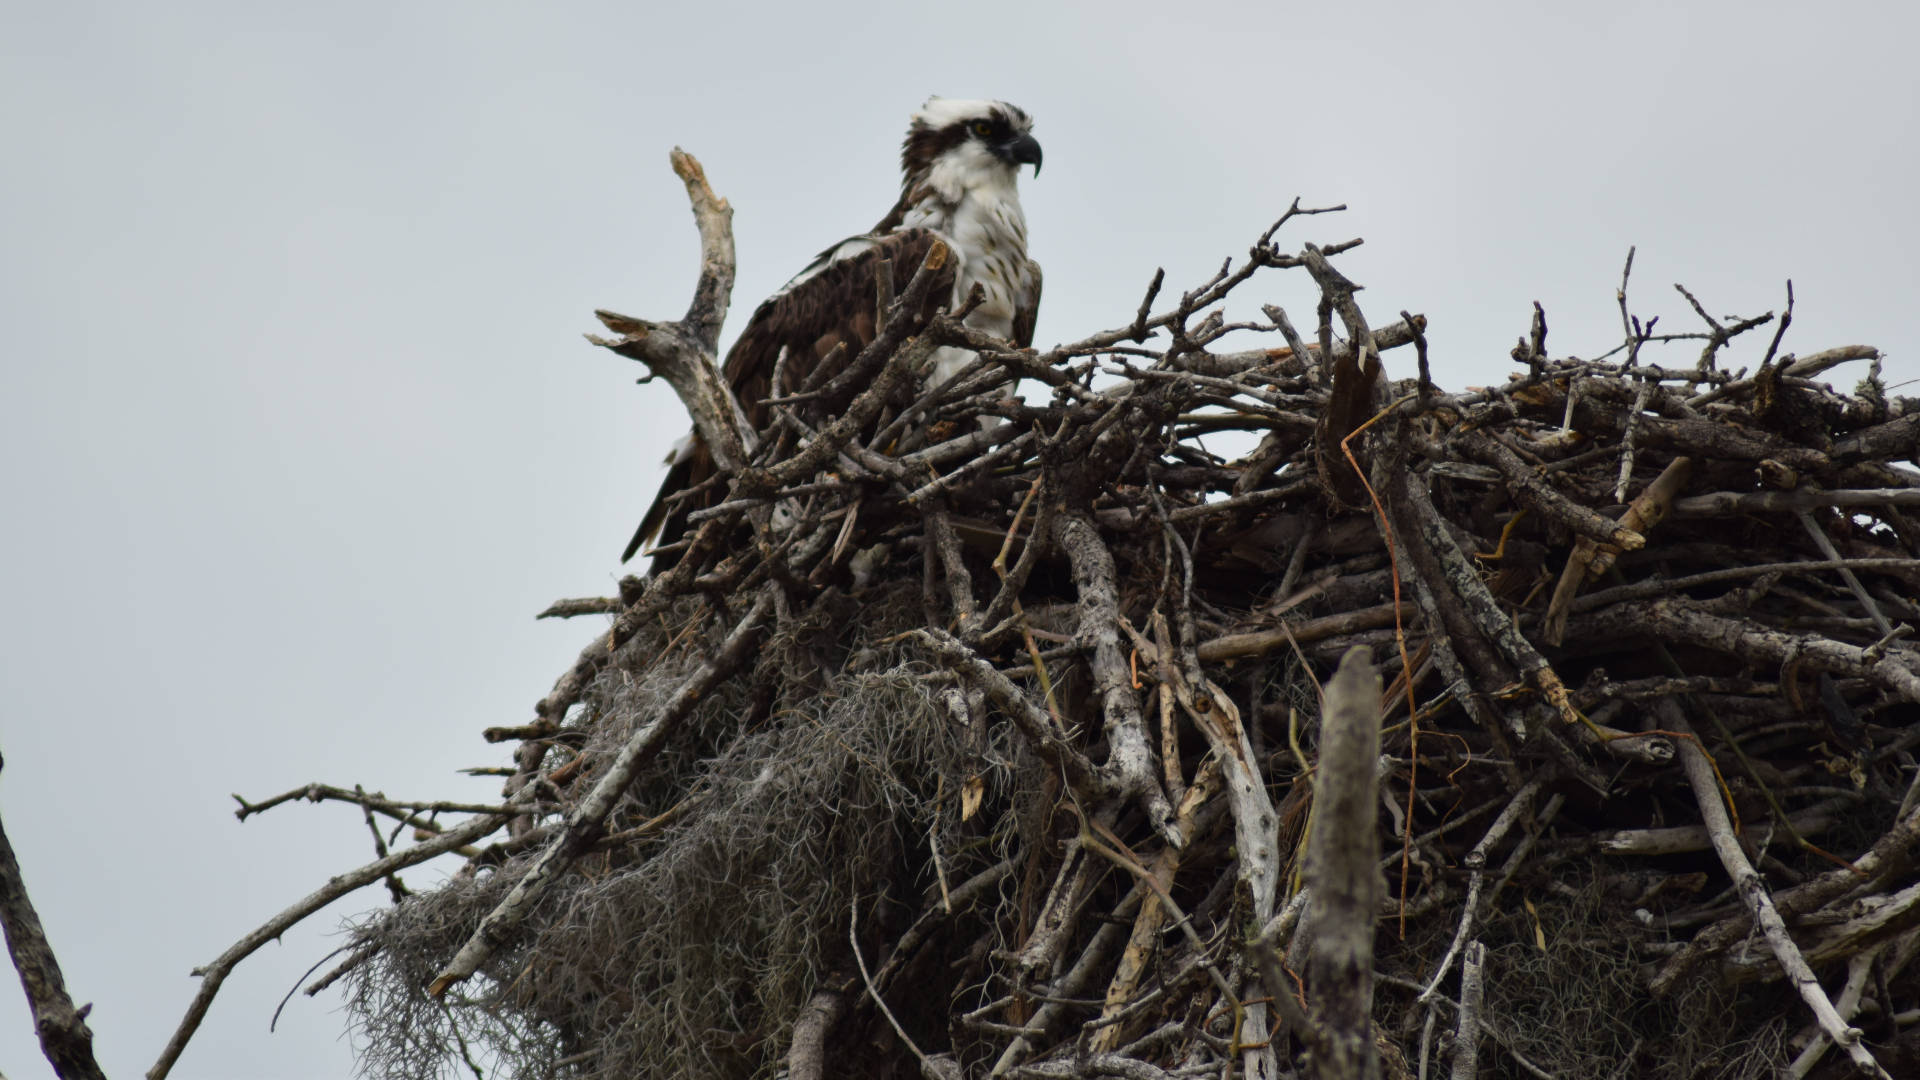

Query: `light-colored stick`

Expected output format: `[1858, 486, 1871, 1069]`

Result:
[1664, 701, 1891, 1079]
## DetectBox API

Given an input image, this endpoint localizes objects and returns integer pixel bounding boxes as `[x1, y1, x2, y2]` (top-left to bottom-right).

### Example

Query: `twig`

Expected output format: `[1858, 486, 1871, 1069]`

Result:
[1418, 780, 1541, 1003]
[1613, 378, 1654, 502]
[850, 901, 955, 1079]
[1795, 509, 1896, 636]
[149, 804, 519, 1080]
[1131, 268, 1164, 342]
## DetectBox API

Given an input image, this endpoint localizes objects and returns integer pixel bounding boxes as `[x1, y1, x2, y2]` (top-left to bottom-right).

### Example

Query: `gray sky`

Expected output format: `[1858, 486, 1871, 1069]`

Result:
[2, 2, 1914, 1077]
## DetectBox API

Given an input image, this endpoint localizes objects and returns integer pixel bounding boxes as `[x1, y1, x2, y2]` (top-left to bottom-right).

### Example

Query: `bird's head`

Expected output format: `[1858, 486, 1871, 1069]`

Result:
[901, 98, 1042, 192]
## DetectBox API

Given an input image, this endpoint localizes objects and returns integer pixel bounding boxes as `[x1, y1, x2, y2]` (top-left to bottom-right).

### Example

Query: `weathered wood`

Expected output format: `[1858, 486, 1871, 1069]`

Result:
[0, 754, 108, 1080]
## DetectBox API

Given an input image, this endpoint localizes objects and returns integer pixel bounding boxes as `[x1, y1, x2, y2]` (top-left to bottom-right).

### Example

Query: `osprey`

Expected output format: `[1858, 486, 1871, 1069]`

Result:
[624, 97, 1044, 565]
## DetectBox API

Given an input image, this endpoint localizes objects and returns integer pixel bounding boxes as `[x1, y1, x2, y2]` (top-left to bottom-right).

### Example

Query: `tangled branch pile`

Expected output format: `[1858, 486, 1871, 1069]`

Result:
[296, 155, 1920, 1080]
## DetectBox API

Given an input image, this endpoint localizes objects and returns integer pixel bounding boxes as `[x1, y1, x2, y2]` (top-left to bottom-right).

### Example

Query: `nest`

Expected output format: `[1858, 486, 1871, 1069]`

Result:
[337, 164, 1920, 1080]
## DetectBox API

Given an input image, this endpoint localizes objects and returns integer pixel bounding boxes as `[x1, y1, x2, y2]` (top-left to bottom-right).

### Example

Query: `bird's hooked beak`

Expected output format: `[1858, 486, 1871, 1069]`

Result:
[1006, 132, 1043, 176]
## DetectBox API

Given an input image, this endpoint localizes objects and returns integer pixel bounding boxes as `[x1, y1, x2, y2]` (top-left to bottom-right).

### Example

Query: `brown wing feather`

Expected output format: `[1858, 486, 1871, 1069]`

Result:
[867, 189, 912, 236]
[625, 228, 953, 566]
[1011, 259, 1042, 348]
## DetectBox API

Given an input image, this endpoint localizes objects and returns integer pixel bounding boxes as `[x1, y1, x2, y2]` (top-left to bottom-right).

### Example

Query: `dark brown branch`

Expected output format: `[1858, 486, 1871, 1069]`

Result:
[0, 754, 108, 1080]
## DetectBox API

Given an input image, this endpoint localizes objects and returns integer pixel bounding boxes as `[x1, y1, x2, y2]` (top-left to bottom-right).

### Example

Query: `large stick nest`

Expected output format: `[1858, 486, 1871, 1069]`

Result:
[334, 162, 1920, 1080]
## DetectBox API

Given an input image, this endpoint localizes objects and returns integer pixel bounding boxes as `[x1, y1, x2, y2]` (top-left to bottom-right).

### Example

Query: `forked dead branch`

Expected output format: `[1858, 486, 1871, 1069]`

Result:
[30, 149, 1909, 1080]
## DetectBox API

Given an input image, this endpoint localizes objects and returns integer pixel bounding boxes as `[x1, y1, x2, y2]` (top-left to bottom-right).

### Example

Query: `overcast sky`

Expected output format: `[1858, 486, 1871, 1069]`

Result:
[2, 2, 1915, 1077]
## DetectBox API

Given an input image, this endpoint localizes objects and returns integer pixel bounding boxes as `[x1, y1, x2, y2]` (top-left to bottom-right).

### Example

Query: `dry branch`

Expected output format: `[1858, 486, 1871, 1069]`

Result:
[587, 149, 750, 475]
[1302, 647, 1384, 1080]
[1666, 701, 1893, 1079]
[149, 804, 519, 1080]
[0, 754, 108, 1080]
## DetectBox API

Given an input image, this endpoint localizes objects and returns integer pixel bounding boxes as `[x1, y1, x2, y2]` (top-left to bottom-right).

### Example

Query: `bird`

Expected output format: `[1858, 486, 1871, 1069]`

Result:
[623, 97, 1044, 568]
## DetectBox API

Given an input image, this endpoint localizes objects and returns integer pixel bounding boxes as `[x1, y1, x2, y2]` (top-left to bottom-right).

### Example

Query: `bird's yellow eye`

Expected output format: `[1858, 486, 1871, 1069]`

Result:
[972, 121, 993, 136]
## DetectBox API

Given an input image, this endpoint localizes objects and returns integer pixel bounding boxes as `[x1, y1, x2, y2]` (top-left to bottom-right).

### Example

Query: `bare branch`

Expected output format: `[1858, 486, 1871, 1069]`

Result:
[0, 754, 108, 1080]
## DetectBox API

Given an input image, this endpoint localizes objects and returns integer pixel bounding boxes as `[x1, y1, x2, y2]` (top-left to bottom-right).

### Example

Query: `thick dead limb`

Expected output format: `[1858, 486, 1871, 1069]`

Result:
[1010, 840, 1095, 979]
[591, 299, 744, 477]
[1832, 410, 1920, 464]
[0, 754, 108, 1080]
[1303, 647, 1384, 1080]
[428, 588, 773, 997]
[924, 502, 980, 630]
[1594, 798, 1849, 856]
[1162, 662, 1278, 1077]
[1687, 344, 1881, 407]
[667, 149, 735, 352]
[1392, 469, 1580, 725]
[535, 595, 622, 619]
[1578, 599, 1920, 705]
[1719, 881, 1920, 981]
[1787, 947, 1881, 1078]
[1384, 522, 1529, 758]
[787, 983, 848, 1080]
[1663, 700, 1892, 1079]
[1053, 509, 1177, 844]
[1561, 396, 1829, 473]
[587, 150, 751, 475]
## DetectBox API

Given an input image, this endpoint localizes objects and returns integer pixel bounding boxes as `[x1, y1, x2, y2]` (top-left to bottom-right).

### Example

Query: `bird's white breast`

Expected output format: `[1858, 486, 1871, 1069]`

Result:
[904, 159, 1036, 386]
